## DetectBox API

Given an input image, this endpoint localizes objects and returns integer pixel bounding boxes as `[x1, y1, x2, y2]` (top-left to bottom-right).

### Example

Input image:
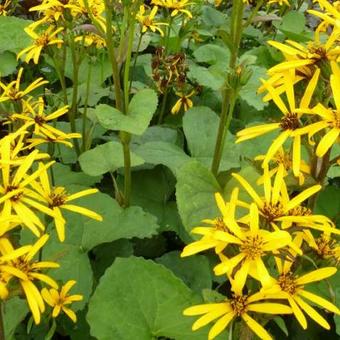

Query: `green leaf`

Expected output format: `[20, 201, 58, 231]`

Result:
[78, 141, 144, 176]
[0, 51, 17, 77]
[156, 251, 212, 293]
[87, 257, 207, 340]
[183, 106, 241, 171]
[63, 191, 160, 252]
[193, 44, 230, 66]
[135, 141, 191, 176]
[239, 66, 268, 110]
[3, 297, 28, 339]
[0, 16, 33, 53]
[95, 89, 158, 135]
[52, 163, 102, 187]
[176, 161, 221, 234]
[315, 186, 340, 220]
[279, 11, 306, 34]
[188, 63, 224, 91]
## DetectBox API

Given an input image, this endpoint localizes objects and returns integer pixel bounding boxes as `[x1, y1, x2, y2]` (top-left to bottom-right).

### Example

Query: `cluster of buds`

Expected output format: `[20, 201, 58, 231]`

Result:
[151, 47, 187, 93]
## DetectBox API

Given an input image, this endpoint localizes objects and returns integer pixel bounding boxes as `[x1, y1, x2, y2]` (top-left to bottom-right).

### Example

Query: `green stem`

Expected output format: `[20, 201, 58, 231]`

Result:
[0, 302, 5, 340]
[123, 23, 136, 113]
[82, 60, 92, 152]
[211, 0, 244, 176]
[158, 90, 169, 124]
[104, 0, 124, 112]
[52, 47, 68, 105]
[211, 89, 238, 175]
[121, 132, 132, 207]
[129, 30, 144, 94]
[69, 31, 81, 156]
[228, 321, 233, 340]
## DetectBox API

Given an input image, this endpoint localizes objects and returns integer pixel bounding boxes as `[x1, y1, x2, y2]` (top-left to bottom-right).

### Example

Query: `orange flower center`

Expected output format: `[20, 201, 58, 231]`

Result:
[278, 273, 297, 295]
[280, 112, 300, 131]
[261, 202, 285, 222]
[35, 34, 51, 47]
[49, 188, 67, 207]
[230, 294, 248, 316]
[240, 235, 264, 260]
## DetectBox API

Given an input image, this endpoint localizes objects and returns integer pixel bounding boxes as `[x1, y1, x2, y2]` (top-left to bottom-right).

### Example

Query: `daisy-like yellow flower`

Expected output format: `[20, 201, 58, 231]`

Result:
[29, 0, 82, 24]
[0, 140, 56, 236]
[184, 290, 292, 340]
[232, 167, 338, 234]
[297, 62, 340, 157]
[25, 132, 82, 149]
[75, 32, 106, 48]
[151, 0, 193, 18]
[0, 239, 32, 299]
[12, 97, 71, 140]
[17, 26, 64, 64]
[171, 90, 195, 114]
[0, 0, 11, 16]
[0, 68, 48, 103]
[29, 165, 102, 241]
[181, 189, 239, 257]
[261, 260, 340, 330]
[212, 203, 292, 291]
[42, 280, 83, 322]
[0, 125, 49, 169]
[267, 29, 340, 77]
[136, 5, 168, 37]
[303, 230, 340, 265]
[236, 69, 320, 176]
[1, 235, 59, 324]
[308, 0, 340, 29]
[255, 147, 311, 186]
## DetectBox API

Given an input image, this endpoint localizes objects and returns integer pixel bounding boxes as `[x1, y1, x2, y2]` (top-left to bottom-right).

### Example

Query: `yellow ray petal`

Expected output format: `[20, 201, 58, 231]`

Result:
[208, 312, 235, 340]
[241, 313, 272, 340]
[295, 296, 330, 330]
[296, 267, 337, 285]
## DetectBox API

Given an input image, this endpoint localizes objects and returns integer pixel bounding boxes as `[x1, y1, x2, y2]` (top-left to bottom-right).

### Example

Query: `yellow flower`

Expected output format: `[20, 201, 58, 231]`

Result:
[0, 139, 56, 236]
[171, 90, 194, 114]
[236, 69, 320, 176]
[42, 280, 83, 322]
[181, 189, 239, 257]
[232, 167, 338, 235]
[0, 0, 11, 16]
[26, 132, 82, 149]
[29, 166, 102, 241]
[261, 261, 340, 330]
[29, 0, 82, 24]
[308, 0, 340, 28]
[267, 29, 340, 76]
[136, 5, 168, 36]
[255, 147, 311, 185]
[0, 125, 49, 169]
[1, 235, 59, 324]
[0, 238, 32, 299]
[212, 203, 292, 292]
[296, 62, 340, 157]
[17, 26, 64, 64]
[0, 68, 48, 103]
[151, 0, 193, 18]
[75, 32, 106, 48]
[303, 230, 340, 265]
[184, 291, 292, 340]
[12, 97, 71, 141]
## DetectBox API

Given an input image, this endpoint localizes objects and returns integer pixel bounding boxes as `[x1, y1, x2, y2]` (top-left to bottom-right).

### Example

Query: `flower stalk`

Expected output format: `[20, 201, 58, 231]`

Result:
[211, 0, 244, 176]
